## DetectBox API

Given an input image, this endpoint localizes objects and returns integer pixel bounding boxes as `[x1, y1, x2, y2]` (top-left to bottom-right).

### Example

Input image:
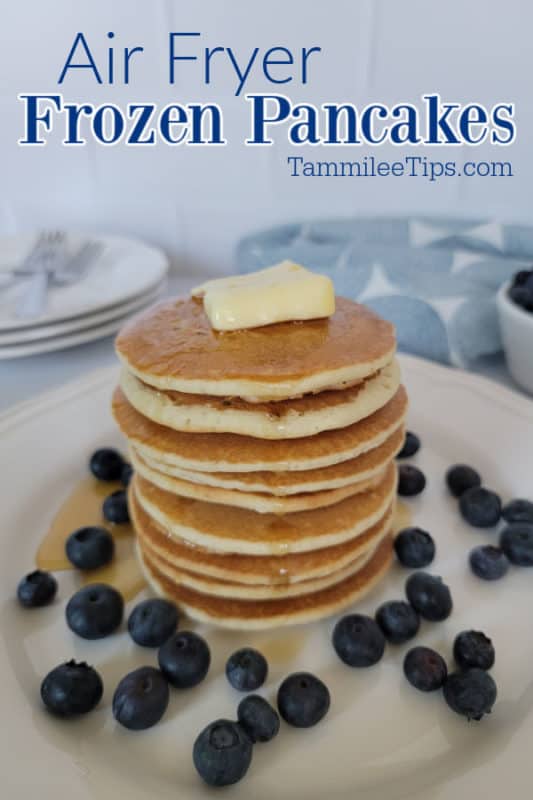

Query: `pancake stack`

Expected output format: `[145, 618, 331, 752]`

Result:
[113, 295, 406, 629]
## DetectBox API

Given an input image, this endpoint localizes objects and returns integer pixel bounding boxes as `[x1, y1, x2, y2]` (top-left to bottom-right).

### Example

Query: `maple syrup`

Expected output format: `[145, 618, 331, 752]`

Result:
[36, 477, 145, 600]
[393, 499, 412, 533]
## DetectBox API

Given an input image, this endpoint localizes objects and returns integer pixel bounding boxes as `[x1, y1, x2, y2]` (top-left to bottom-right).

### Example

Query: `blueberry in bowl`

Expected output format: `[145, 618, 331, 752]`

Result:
[511, 269, 533, 288]
[17, 570, 57, 608]
[507, 268, 533, 311]
[497, 273, 533, 395]
[65, 526, 114, 570]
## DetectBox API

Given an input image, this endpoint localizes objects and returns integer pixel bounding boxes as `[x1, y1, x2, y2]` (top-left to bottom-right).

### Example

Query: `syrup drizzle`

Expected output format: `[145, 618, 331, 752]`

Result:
[36, 476, 146, 600]
[35, 480, 408, 603]
[393, 499, 412, 533]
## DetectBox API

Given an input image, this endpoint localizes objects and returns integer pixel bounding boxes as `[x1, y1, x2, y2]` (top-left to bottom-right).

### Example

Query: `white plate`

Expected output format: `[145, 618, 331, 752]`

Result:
[0, 294, 161, 360]
[0, 282, 166, 347]
[1, 354, 532, 800]
[0, 233, 168, 331]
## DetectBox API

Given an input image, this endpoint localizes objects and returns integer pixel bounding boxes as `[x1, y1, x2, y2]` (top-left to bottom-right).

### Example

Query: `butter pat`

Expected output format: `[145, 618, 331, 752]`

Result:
[191, 261, 335, 331]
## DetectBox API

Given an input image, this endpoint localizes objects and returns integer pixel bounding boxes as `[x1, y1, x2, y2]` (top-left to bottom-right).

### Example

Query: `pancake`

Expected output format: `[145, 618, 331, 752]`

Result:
[119, 359, 401, 439]
[140, 533, 377, 600]
[112, 385, 408, 473]
[115, 296, 396, 401]
[129, 487, 394, 585]
[137, 535, 394, 630]
[131, 449, 387, 514]
[132, 462, 397, 555]
[138, 426, 404, 496]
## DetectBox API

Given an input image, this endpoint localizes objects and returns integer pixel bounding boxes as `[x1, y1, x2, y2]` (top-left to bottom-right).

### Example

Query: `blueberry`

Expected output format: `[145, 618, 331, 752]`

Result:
[112, 666, 169, 731]
[102, 490, 130, 524]
[89, 448, 124, 481]
[502, 499, 533, 524]
[509, 286, 533, 310]
[41, 660, 103, 716]
[512, 269, 532, 287]
[332, 614, 386, 667]
[226, 648, 268, 692]
[65, 526, 114, 570]
[158, 631, 210, 688]
[66, 583, 124, 639]
[237, 695, 280, 743]
[446, 464, 482, 498]
[453, 630, 495, 671]
[403, 646, 448, 692]
[500, 523, 533, 566]
[277, 672, 330, 728]
[193, 719, 253, 787]
[17, 570, 57, 608]
[459, 487, 501, 528]
[397, 431, 421, 459]
[405, 572, 453, 622]
[398, 465, 426, 497]
[120, 463, 134, 488]
[375, 601, 420, 644]
[469, 545, 509, 580]
[128, 598, 178, 647]
[394, 527, 435, 568]
[443, 669, 497, 720]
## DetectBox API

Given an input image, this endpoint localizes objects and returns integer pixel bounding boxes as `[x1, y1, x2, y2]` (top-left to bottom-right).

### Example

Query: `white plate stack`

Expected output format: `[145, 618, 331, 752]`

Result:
[0, 233, 169, 359]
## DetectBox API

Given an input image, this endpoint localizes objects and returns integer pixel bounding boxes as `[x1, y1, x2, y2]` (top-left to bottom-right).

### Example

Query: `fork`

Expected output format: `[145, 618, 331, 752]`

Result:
[2, 231, 66, 279]
[15, 231, 67, 319]
[51, 241, 103, 286]
[3, 239, 102, 285]
[13, 238, 103, 319]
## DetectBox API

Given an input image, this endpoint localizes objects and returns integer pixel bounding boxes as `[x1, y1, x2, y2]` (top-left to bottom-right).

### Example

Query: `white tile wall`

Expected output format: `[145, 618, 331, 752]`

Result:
[0, 0, 531, 275]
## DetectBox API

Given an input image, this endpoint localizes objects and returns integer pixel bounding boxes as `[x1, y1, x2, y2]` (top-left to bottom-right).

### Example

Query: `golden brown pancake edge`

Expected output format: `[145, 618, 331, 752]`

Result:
[115, 296, 396, 398]
[129, 486, 394, 584]
[112, 384, 408, 472]
[137, 535, 393, 629]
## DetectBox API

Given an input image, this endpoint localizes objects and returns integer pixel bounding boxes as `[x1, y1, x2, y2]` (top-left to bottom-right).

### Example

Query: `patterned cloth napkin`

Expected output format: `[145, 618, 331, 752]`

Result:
[236, 218, 533, 370]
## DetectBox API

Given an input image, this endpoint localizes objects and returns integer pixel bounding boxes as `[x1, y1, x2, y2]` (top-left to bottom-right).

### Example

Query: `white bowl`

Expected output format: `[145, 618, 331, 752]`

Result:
[497, 280, 533, 394]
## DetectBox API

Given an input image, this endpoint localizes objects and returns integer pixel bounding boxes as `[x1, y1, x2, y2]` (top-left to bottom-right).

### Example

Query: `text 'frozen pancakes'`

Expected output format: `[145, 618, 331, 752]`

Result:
[113, 262, 406, 629]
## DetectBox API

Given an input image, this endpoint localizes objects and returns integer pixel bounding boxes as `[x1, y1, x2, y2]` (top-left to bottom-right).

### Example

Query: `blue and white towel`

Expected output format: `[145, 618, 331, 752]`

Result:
[236, 218, 533, 370]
